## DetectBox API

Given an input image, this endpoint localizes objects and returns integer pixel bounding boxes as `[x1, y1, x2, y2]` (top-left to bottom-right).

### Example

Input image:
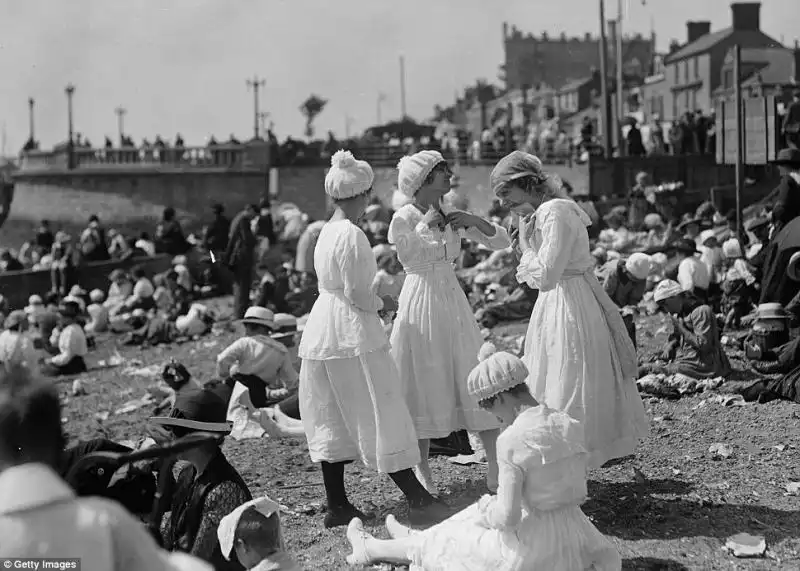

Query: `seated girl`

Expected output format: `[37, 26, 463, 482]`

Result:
[344, 345, 622, 570]
[105, 269, 133, 314]
[217, 497, 301, 571]
[122, 266, 156, 313]
[85, 289, 109, 334]
[216, 307, 300, 419]
[41, 301, 88, 377]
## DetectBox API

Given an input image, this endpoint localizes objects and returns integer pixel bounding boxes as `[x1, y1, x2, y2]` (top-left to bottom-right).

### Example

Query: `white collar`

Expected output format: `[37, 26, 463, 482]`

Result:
[0, 463, 75, 515]
[789, 172, 800, 186]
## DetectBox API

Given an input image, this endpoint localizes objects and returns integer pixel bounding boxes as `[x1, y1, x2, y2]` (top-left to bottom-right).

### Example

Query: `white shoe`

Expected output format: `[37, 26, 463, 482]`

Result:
[345, 518, 371, 566]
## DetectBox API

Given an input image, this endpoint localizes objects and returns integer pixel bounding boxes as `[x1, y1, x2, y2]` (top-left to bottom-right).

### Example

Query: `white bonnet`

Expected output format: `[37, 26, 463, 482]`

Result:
[397, 150, 445, 197]
[391, 188, 413, 210]
[699, 229, 717, 245]
[325, 150, 374, 200]
[625, 253, 652, 281]
[89, 289, 105, 303]
[467, 342, 529, 402]
[653, 279, 684, 302]
[217, 496, 283, 560]
[722, 238, 743, 259]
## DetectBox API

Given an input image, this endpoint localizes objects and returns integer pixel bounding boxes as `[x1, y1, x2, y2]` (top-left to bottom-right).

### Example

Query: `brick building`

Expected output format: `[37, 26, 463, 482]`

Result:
[501, 23, 654, 91]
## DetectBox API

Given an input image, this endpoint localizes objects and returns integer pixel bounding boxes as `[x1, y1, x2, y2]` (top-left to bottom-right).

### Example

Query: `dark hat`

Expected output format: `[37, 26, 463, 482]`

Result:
[677, 216, 702, 231]
[149, 388, 232, 434]
[212, 203, 225, 214]
[771, 148, 800, 168]
[58, 301, 81, 318]
[673, 237, 699, 255]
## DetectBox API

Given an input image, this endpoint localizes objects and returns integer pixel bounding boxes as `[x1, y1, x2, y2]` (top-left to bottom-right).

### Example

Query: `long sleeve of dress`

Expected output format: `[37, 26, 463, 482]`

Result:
[478, 454, 525, 530]
[341, 228, 383, 313]
[516, 209, 577, 292]
[51, 326, 82, 366]
[461, 221, 511, 250]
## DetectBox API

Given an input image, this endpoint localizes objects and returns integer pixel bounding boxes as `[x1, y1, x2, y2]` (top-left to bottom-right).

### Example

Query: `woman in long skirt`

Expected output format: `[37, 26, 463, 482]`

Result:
[489, 151, 648, 470]
[298, 150, 448, 528]
[389, 150, 511, 492]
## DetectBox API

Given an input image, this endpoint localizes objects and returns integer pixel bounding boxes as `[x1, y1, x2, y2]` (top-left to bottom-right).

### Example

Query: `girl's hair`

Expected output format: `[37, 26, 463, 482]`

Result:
[235, 507, 282, 559]
[514, 174, 570, 201]
[478, 382, 530, 408]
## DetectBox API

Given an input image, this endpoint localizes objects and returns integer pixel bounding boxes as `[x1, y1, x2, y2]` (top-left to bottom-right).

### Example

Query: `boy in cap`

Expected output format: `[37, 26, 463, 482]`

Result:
[217, 307, 298, 411]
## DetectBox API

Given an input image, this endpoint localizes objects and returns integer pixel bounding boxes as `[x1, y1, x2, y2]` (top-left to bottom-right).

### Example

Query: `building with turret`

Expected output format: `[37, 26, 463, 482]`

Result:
[501, 22, 655, 91]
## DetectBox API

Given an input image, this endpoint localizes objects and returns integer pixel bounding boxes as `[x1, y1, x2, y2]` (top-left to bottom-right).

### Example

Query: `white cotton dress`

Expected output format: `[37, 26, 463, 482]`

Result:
[388, 204, 510, 439]
[298, 219, 420, 474]
[516, 199, 649, 470]
[406, 406, 622, 571]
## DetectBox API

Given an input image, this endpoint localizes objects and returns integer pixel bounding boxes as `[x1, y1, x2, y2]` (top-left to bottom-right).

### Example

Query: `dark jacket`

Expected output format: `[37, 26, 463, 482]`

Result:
[204, 214, 231, 252]
[771, 175, 800, 233]
[156, 219, 190, 256]
[223, 211, 256, 270]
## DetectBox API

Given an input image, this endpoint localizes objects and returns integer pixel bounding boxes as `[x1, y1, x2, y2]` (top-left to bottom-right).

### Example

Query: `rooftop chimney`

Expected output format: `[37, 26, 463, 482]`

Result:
[731, 3, 760, 32]
[687, 21, 711, 44]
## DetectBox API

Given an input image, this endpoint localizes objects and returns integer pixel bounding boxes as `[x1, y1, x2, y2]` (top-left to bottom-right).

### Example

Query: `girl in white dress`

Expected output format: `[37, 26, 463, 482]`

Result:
[389, 150, 511, 492]
[490, 151, 648, 469]
[298, 151, 449, 529]
[344, 345, 622, 570]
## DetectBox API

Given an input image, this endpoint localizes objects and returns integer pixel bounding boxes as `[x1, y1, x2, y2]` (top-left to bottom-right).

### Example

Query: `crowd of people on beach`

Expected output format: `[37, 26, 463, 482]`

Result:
[3, 142, 800, 569]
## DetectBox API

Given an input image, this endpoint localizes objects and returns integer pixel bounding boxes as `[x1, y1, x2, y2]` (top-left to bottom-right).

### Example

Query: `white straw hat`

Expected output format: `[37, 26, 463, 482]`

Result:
[240, 306, 275, 329]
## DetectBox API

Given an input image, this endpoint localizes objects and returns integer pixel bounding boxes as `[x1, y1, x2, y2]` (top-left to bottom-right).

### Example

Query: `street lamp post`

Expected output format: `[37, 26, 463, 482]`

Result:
[28, 98, 35, 145]
[246, 76, 266, 140]
[65, 84, 76, 169]
[115, 106, 127, 145]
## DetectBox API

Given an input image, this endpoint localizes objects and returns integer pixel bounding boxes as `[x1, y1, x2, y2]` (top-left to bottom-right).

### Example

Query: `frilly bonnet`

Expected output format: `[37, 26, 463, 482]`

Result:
[217, 496, 284, 560]
[325, 150, 375, 200]
[722, 238, 743, 259]
[490, 151, 555, 197]
[467, 342, 529, 403]
[396, 150, 445, 197]
[625, 253, 652, 281]
[653, 279, 684, 302]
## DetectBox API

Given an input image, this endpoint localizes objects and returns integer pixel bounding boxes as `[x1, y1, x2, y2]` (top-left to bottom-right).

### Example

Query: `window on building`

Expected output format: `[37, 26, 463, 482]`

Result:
[684, 60, 689, 83]
[684, 90, 690, 110]
[673, 64, 678, 83]
[723, 69, 732, 89]
[693, 57, 699, 79]
[672, 95, 678, 119]
[690, 89, 697, 111]
[677, 61, 684, 84]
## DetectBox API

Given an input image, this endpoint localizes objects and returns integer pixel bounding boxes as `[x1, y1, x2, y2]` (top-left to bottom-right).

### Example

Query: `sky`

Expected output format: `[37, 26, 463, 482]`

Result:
[1, 0, 798, 151]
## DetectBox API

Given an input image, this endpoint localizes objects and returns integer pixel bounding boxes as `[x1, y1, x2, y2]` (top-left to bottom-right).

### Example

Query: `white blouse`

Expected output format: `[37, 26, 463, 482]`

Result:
[298, 220, 388, 360]
[516, 199, 596, 292]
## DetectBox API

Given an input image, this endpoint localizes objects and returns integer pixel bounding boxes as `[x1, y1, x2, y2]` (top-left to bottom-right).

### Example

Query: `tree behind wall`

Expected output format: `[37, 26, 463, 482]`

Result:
[300, 95, 328, 140]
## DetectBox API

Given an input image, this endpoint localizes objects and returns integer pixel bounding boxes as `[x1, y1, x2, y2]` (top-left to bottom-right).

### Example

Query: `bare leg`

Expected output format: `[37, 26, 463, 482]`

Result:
[385, 514, 416, 539]
[478, 428, 500, 492]
[414, 438, 436, 494]
[346, 518, 417, 566]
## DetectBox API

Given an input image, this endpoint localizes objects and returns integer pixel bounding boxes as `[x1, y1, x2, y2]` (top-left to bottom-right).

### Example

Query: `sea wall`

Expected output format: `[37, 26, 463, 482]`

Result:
[0, 254, 173, 310]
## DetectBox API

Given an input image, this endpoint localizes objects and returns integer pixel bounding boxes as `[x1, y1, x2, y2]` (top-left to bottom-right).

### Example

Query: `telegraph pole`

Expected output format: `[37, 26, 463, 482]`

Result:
[246, 76, 266, 140]
[616, 0, 625, 156]
[65, 84, 76, 168]
[28, 98, 35, 144]
[733, 45, 744, 236]
[598, 0, 612, 158]
[399, 56, 407, 119]
[258, 112, 270, 138]
[115, 106, 127, 144]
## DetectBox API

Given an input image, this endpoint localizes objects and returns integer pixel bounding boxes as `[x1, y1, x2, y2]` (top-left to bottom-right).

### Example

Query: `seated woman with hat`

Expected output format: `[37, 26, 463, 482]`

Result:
[41, 301, 88, 377]
[149, 388, 252, 570]
[216, 307, 299, 415]
[640, 279, 731, 380]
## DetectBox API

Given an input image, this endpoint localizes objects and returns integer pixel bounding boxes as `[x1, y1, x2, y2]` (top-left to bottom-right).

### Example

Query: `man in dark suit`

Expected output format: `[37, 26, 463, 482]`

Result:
[770, 148, 800, 234]
[223, 204, 257, 318]
[782, 89, 800, 149]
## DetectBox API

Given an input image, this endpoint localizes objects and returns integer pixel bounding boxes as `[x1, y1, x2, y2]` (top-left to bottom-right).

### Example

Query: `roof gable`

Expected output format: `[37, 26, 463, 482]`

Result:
[665, 28, 782, 64]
